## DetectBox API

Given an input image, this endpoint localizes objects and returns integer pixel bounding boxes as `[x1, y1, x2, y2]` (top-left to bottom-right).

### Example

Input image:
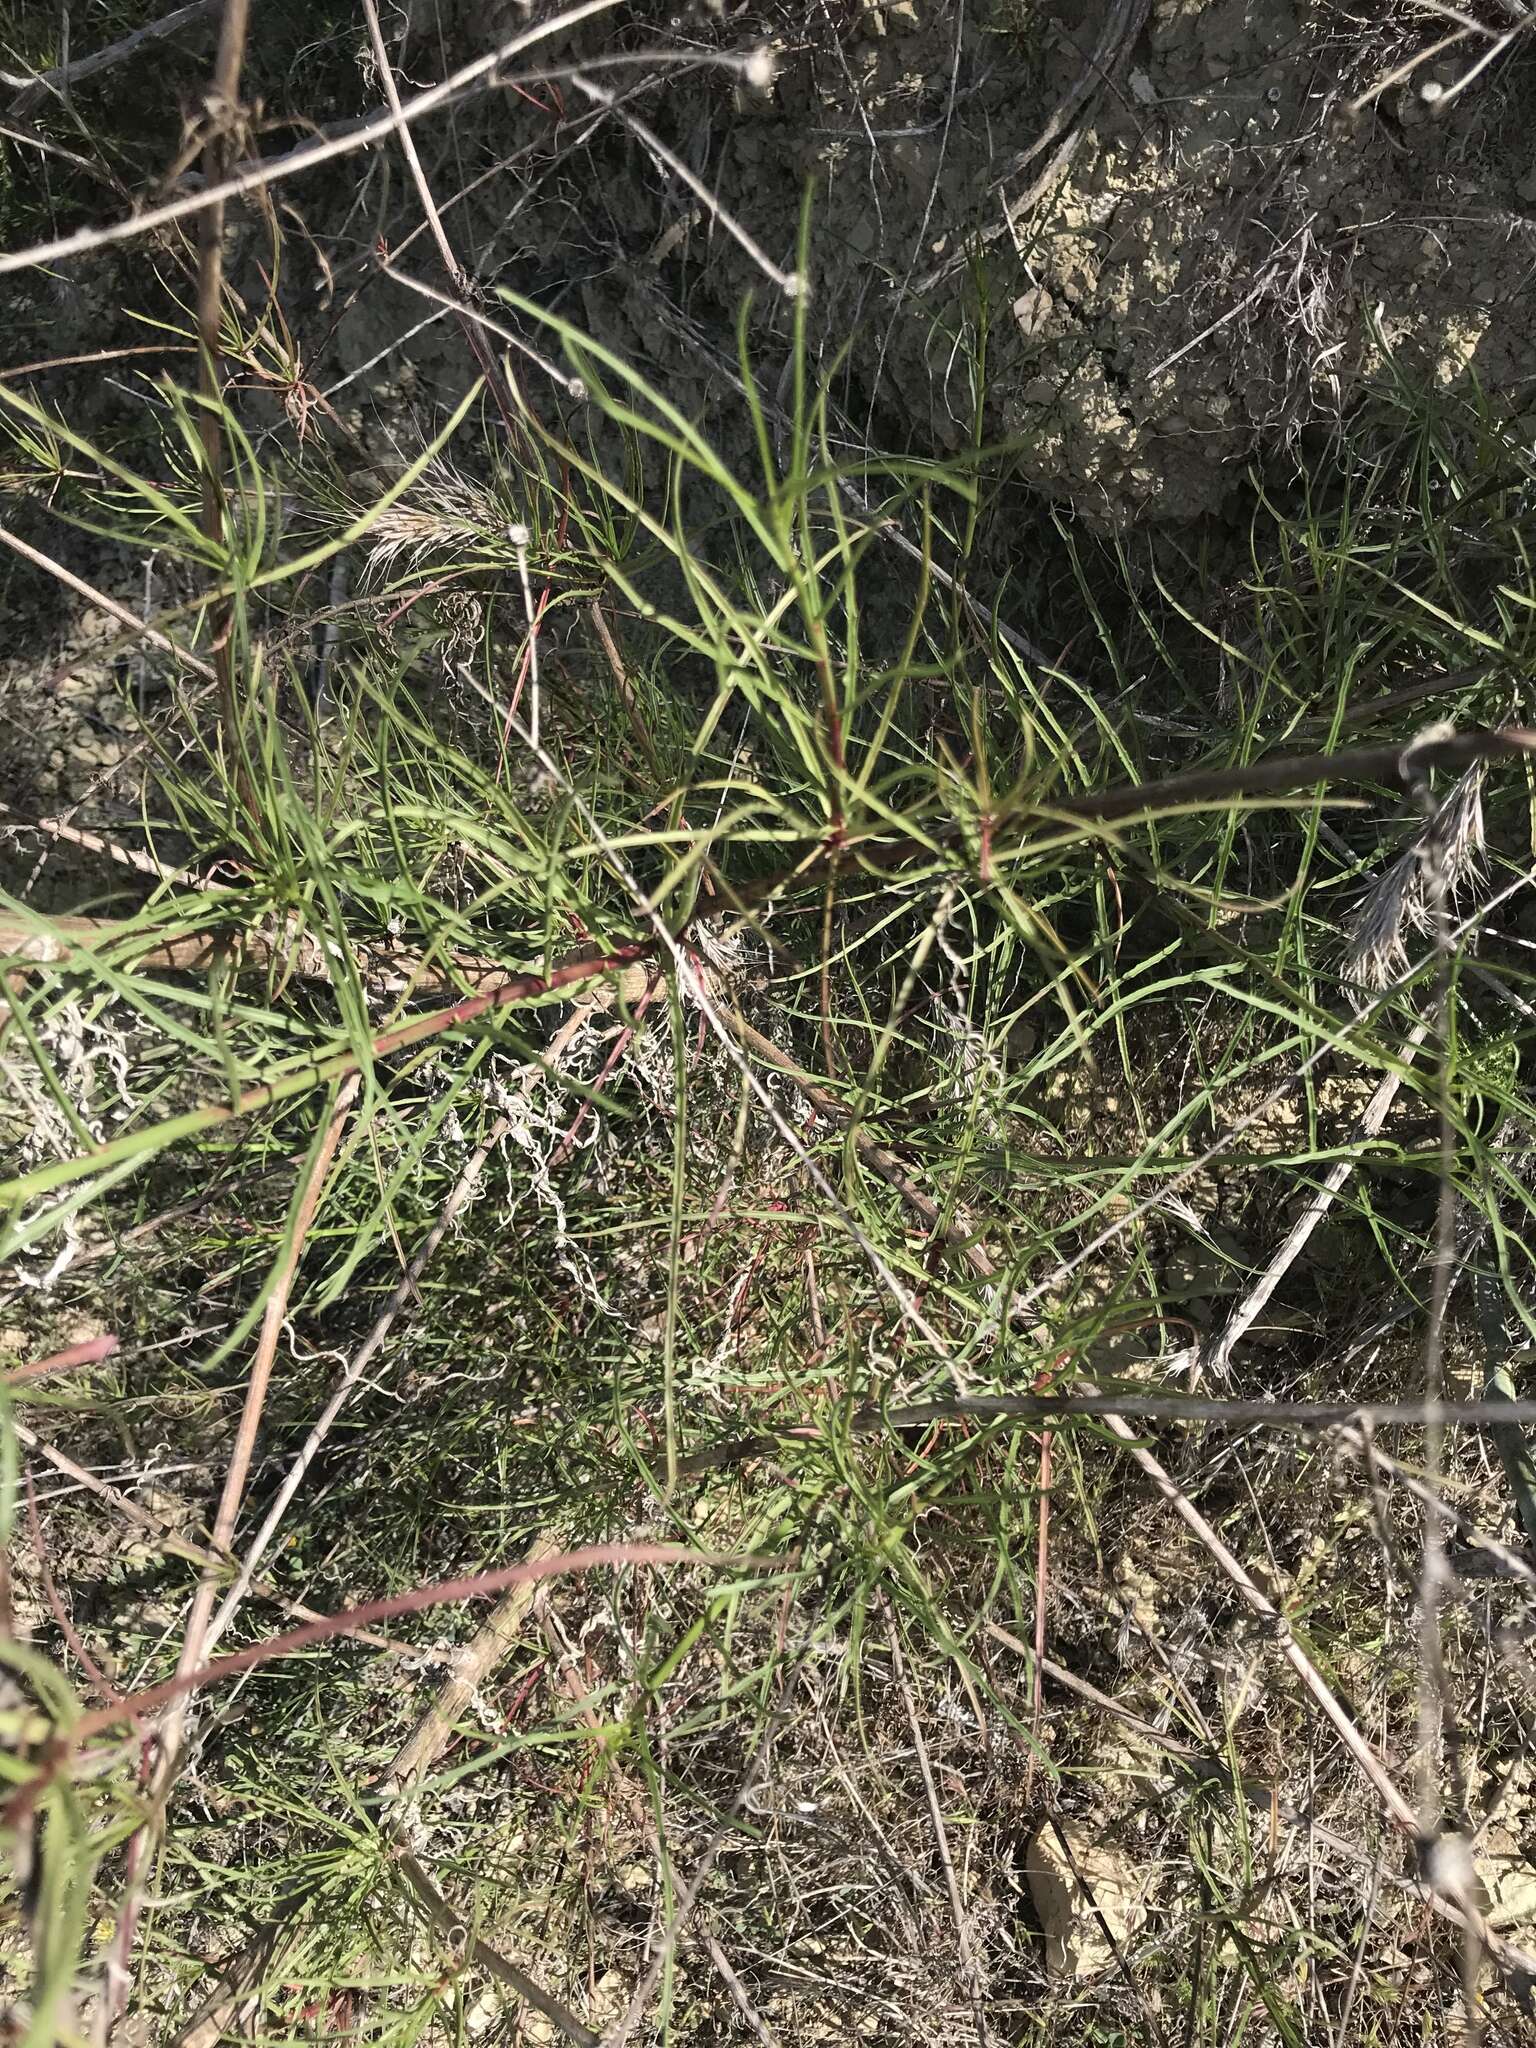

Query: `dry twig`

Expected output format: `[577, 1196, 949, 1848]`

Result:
[1195, 1020, 1432, 1380]
[0, 0, 630, 279]
[885, 1606, 988, 2042]
[8, 0, 219, 111]
[0, 524, 215, 680]
[193, 0, 255, 795]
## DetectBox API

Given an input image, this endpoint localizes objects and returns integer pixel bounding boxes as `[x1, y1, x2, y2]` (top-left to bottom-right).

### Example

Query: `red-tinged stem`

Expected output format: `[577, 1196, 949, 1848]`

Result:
[12, 945, 654, 1206]
[24, 1474, 120, 1704]
[4, 1332, 117, 1387]
[69, 1541, 743, 1745]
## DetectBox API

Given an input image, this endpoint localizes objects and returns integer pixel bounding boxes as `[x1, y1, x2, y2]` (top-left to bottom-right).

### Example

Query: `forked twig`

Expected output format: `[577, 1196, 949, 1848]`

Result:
[384, 263, 583, 397]
[989, 1623, 1503, 1933]
[360, 0, 529, 446]
[1335, 1425, 1536, 1591]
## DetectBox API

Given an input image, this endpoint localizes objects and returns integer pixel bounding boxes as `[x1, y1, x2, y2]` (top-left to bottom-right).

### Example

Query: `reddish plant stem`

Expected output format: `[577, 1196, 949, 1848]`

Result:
[548, 971, 661, 1169]
[164, 1074, 359, 1745]
[69, 1542, 735, 1745]
[11, 944, 653, 1204]
[4, 1332, 117, 1387]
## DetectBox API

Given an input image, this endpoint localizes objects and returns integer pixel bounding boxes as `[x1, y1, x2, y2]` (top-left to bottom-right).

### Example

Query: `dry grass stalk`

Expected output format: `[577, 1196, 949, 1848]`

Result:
[0, 523, 215, 679]
[885, 1604, 989, 2042]
[1196, 1019, 1433, 1380]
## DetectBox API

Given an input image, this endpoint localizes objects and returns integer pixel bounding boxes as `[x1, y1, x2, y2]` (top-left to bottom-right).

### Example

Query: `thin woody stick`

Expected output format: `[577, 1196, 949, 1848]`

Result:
[166, 1075, 360, 1721]
[9, 1, 219, 110]
[0, 524, 215, 679]
[15, 1419, 420, 1654]
[0, 0, 631, 279]
[1195, 1019, 1433, 1381]
[886, 1605, 988, 2040]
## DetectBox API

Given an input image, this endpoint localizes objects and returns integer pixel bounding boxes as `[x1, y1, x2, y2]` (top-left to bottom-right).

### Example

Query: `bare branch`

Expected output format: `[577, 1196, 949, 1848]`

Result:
[0, 0, 629, 280]
[8, 0, 219, 112]
[0, 524, 215, 679]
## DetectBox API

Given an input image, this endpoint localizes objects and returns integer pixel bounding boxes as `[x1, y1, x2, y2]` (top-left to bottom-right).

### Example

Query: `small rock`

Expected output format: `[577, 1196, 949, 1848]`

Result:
[1478, 1827, 1536, 1934]
[1012, 286, 1053, 339]
[1025, 1821, 1151, 1979]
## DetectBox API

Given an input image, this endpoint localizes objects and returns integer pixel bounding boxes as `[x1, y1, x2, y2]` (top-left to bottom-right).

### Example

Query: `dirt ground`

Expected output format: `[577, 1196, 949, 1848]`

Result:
[5, 2, 1532, 756]
[373, 0, 1536, 520]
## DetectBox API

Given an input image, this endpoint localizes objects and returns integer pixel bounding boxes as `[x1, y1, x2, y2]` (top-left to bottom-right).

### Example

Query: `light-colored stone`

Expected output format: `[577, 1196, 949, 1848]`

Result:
[1025, 1821, 1151, 1979]
[1478, 1827, 1536, 1934]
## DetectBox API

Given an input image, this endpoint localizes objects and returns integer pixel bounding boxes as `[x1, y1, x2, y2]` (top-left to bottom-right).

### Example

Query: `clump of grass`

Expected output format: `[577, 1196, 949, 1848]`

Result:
[6, 16, 1536, 2045]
